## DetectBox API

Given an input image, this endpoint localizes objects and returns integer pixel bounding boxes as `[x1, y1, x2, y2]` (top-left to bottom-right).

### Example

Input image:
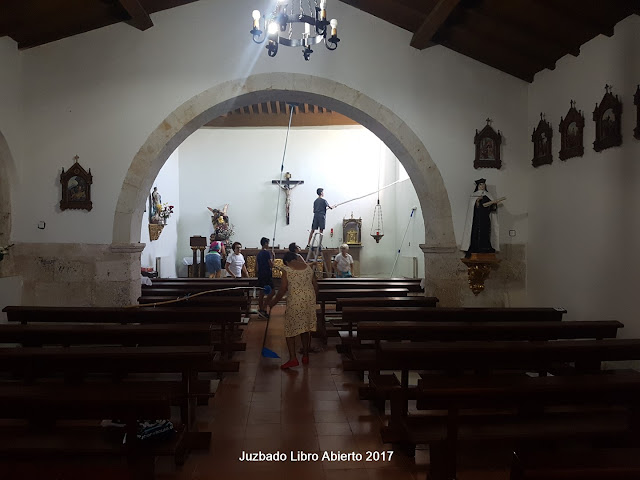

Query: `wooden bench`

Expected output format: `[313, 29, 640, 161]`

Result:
[510, 447, 640, 480]
[138, 295, 249, 309]
[2, 305, 244, 359]
[379, 339, 640, 448]
[351, 320, 623, 410]
[335, 296, 439, 311]
[398, 370, 640, 480]
[0, 383, 183, 479]
[339, 306, 567, 353]
[315, 288, 410, 343]
[0, 323, 246, 352]
[0, 345, 236, 430]
[317, 281, 424, 293]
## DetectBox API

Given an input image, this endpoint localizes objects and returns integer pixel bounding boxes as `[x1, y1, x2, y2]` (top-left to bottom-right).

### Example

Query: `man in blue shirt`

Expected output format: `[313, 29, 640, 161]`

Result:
[256, 236, 275, 319]
[307, 188, 333, 247]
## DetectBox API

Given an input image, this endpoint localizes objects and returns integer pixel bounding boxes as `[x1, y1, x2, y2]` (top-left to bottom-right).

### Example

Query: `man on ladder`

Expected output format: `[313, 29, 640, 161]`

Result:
[307, 188, 333, 265]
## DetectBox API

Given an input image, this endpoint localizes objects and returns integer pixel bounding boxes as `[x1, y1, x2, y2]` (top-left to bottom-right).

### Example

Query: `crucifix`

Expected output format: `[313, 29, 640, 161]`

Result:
[272, 172, 304, 225]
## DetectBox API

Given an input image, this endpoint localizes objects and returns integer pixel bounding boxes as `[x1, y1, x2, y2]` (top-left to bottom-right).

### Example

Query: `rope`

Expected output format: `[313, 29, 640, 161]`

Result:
[271, 104, 296, 252]
[126, 286, 255, 309]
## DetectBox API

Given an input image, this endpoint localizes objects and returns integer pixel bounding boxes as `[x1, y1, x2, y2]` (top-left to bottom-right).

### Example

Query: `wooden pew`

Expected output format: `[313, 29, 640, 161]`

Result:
[510, 447, 640, 480]
[0, 345, 236, 429]
[138, 295, 249, 308]
[0, 323, 246, 352]
[400, 370, 640, 480]
[317, 281, 424, 293]
[0, 383, 182, 479]
[335, 296, 439, 311]
[2, 305, 243, 357]
[351, 320, 623, 409]
[338, 306, 567, 352]
[315, 288, 410, 343]
[379, 338, 640, 446]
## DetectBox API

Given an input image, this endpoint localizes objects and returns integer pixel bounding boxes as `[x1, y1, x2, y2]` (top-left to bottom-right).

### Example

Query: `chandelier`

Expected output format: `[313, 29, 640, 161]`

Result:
[250, 0, 340, 61]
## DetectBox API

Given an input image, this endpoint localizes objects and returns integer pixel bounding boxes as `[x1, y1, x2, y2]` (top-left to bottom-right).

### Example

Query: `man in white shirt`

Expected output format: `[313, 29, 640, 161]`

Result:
[225, 242, 248, 278]
[333, 244, 354, 278]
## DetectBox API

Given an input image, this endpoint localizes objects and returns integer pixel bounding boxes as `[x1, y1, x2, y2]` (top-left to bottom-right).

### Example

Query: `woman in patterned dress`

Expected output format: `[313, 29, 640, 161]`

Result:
[269, 250, 319, 369]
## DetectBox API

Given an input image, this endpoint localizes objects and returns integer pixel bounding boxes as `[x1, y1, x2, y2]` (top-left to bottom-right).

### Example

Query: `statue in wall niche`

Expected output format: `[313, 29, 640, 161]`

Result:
[149, 187, 162, 224]
[460, 178, 506, 258]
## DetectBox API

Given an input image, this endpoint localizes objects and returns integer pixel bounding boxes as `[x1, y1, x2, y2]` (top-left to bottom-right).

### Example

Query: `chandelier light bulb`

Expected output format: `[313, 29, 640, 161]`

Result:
[267, 21, 279, 35]
[252, 10, 261, 20]
[330, 18, 337, 36]
[320, 0, 327, 9]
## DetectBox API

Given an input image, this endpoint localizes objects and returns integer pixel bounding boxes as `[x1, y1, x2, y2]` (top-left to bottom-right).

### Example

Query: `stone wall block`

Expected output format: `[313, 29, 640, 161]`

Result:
[92, 280, 137, 307]
[96, 260, 133, 282]
[32, 282, 92, 307]
[53, 259, 90, 283]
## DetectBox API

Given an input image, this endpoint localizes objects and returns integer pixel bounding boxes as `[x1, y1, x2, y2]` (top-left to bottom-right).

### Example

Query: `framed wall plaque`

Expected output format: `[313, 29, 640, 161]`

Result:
[559, 100, 585, 161]
[60, 155, 92, 211]
[343, 215, 362, 245]
[634, 84, 640, 140]
[531, 113, 553, 167]
[593, 84, 622, 152]
[474, 118, 502, 169]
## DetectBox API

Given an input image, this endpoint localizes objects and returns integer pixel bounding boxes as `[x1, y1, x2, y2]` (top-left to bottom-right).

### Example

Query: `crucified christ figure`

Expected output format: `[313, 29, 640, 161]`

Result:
[272, 172, 304, 225]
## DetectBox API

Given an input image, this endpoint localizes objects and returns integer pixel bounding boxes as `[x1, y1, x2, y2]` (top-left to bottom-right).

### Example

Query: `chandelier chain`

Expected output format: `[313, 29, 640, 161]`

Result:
[288, 2, 294, 40]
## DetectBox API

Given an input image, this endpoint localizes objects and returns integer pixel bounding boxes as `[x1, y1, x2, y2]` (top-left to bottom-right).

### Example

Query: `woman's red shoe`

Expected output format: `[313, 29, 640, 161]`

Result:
[280, 359, 299, 369]
[302, 355, 309, 365]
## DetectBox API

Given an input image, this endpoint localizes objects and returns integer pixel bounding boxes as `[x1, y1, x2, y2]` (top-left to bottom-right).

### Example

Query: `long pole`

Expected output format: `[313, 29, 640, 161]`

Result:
[271, 104, 296, 250]
[332, 178, 407, 209]
[390, 207, 417, 277]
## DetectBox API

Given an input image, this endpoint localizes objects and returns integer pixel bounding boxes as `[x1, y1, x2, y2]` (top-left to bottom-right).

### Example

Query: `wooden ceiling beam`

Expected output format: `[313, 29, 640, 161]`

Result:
[535, 0, 621, 37]
[118, 0, 154, 31]
[436, 24, 537, 82]
[339, 0, 425, 33]
[410, 0, 461, 50]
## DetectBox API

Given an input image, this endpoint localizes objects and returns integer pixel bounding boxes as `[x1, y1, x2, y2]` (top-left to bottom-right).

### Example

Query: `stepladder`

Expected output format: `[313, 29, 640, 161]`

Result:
[306, 232, 323, 266]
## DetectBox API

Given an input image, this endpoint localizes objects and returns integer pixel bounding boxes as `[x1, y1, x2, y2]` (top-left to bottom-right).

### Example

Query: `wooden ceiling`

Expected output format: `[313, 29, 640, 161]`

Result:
[339, 0, 639, 82]
[1, 1, 637, 82]
[204, 102, 358, 128]
[0, 0, 199, 50]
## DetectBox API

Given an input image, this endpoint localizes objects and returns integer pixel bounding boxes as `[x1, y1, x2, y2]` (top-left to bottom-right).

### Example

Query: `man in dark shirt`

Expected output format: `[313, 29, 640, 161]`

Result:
[307, 188, 333, 247]
[256, 236, 275, 318]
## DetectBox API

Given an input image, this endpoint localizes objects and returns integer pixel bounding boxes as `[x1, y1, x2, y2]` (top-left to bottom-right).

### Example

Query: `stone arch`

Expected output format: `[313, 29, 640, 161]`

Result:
[0, 129, 16, 276]
[114, 73, 455, 248]
[113, 73, 459, 301]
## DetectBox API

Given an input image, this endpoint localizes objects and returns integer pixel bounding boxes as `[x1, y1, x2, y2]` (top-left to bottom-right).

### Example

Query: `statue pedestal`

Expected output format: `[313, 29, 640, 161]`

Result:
[461, 253, 500, 296]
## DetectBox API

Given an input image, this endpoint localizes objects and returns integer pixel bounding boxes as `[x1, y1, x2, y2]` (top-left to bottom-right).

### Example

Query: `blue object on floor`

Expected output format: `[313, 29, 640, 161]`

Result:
[261, 347, 280, 358]
[261, 311, 280, 358]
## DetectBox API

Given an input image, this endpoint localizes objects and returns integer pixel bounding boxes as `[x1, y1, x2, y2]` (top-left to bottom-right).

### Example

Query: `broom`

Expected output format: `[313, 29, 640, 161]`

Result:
[260, 285, 280, 358]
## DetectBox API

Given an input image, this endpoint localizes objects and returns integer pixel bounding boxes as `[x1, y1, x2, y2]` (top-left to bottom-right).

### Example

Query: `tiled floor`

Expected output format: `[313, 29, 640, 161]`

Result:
[156, 306, 510, 480]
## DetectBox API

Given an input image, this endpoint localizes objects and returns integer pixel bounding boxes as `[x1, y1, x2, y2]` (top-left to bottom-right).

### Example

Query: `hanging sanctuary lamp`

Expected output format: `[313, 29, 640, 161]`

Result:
[370, 198, 384, 243]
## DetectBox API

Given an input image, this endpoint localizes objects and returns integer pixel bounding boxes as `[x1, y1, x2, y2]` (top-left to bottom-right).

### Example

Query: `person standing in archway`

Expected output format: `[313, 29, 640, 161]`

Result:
[307, 188, 333, 247]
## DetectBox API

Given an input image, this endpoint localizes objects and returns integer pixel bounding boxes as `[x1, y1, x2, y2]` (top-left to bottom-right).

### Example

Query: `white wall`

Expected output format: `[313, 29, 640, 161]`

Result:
[4, 0, 529, 256]
[140, 150, 180, 278]
[177, 126, 417, 276]
[527, 15, 640, 335]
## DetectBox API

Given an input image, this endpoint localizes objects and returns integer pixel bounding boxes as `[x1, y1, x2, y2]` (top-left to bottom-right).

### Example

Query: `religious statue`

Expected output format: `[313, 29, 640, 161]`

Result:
[207, 204, 234, 253]
[272, 171, 304, 225]
[149, 186, 162, 224]
[460, 178, 506, 258]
